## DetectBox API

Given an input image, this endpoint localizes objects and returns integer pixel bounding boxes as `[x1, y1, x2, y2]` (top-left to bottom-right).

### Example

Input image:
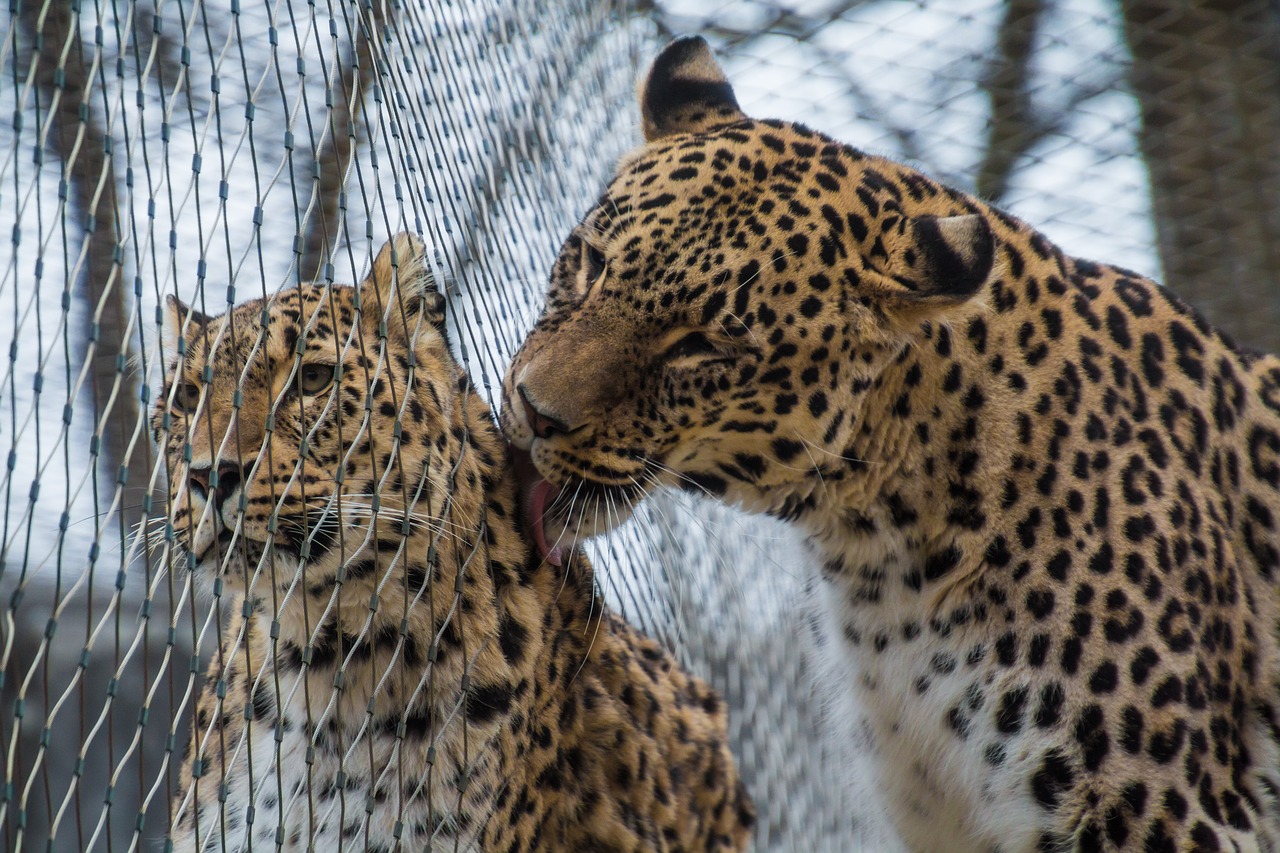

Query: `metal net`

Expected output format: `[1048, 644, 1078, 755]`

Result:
[1, 0, 1277, 850]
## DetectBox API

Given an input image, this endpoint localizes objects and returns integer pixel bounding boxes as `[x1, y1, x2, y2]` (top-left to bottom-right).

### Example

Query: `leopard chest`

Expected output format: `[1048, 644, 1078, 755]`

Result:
[173, 668, 488, 852]
[808, 540, 1067, 853]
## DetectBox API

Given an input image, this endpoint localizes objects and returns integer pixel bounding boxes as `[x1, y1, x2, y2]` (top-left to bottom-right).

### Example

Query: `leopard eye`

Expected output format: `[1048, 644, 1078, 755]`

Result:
[665, 331, 724, 362]
[583, 242, 607, 284]
[172, 381, 202, 414]
[295, 362, 335, 397]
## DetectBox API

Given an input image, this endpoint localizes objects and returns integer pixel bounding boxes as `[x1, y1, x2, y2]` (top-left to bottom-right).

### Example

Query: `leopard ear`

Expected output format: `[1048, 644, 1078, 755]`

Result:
[361, 233, 446, 337]
[161, 294, 211, 362]
[640, 37, 745, 142]
[877, 215, 995, 310]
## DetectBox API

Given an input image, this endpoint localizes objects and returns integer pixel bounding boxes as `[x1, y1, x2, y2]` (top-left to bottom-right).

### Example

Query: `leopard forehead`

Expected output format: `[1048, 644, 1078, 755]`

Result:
[191, 284, 358, 369]
[578, 118, 939, 303]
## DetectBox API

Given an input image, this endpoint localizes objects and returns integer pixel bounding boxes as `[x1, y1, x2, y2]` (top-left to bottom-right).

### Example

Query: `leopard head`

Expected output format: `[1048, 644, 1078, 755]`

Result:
[152, 234, 457, 586]
[502, 37, 995, 552]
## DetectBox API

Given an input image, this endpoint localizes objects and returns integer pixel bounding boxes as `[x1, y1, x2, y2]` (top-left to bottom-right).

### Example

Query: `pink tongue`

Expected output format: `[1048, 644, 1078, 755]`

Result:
[529, 478, 565, 567]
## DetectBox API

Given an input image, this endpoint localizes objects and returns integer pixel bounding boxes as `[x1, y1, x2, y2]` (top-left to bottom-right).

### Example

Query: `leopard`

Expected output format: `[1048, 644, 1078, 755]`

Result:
[500, 36, 1280, 852]
[156, 233, 754, 852]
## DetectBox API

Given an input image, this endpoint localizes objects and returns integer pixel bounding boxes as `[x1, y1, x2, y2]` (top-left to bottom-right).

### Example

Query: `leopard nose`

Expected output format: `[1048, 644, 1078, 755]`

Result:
[517, 383, 572, 440]
[189, 462, 244, 509]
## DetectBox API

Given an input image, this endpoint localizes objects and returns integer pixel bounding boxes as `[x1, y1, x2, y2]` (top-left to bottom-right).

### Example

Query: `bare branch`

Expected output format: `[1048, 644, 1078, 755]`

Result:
[20, 1, 149, 522]
[298, 6, 388, 281]
[975, 0, 1046, 201]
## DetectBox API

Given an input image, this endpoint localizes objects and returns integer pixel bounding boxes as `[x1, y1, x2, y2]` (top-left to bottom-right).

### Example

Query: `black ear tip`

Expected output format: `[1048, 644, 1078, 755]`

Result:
[652, 36, 713, 76]
[974, 219, 995, 270]
[164, 292, 213, 327]
[425, 288, 447, 332]
[915, 214, 995, 297]
[674, 35, 711, 50]
[641, 35, 740, 141]
[962, 216, 995, 273]
[646, 35, 722, 101]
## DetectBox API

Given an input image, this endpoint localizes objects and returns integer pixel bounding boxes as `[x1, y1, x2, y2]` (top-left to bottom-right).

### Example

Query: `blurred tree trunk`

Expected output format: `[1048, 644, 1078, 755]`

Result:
[976, 0, 1046, 202]
[298, 6, 387, 281]
[12, 6, 153, 849]
[21, 0, 149, 519]
[1120, 0, 1280, 352]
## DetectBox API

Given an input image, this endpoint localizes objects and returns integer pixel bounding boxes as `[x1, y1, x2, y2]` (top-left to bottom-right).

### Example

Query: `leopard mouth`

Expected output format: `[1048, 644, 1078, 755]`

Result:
[511, 446, 567, 566]
[529, 476, 566, 566]
[510, 446, 647, 565]
[192, 527, 262, 562]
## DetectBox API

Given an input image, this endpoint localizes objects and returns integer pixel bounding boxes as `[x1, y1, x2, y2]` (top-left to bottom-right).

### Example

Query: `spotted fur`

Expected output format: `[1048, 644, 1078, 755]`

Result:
[502, 37, 1280, 852]
[158, 234, 753, 852]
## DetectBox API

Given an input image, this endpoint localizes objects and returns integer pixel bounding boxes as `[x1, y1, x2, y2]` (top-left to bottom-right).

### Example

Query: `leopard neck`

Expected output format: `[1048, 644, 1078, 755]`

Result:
[793, 242, 1080, 610]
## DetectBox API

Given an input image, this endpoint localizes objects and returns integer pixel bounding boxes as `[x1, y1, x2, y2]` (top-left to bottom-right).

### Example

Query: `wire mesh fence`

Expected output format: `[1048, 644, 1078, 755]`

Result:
[1, 0, 1277, 850]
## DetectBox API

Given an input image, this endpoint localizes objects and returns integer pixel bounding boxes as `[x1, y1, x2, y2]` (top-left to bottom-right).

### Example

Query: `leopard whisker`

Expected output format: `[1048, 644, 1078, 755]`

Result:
[550, 480, 585, 604]
[567, 501, 605, 688]
[298, 498, 472, 544]
[617, 475, 680, 630]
